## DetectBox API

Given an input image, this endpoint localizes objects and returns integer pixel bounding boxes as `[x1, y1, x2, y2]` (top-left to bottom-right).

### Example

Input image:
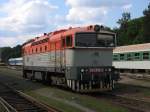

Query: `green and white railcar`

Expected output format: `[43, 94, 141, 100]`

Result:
[113, 43, 150, 71]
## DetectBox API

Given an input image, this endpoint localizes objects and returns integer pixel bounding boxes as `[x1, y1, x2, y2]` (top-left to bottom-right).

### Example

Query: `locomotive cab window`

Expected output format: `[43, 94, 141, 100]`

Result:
[62, 36, 72, 48]
[62, 38, 65, 47]
[75, 32, 115, 47]
[97, 34, 115, 47]
[66, 35, 72, 47]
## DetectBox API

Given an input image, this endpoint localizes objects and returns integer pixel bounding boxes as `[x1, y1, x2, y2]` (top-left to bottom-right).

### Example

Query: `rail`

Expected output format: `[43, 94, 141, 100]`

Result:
[0, 82, 61, 112]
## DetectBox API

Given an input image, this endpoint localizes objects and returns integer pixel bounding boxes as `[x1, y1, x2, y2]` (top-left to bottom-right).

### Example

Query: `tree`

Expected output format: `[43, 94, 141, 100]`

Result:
[117, 12, 131, 30]
[1, 47, 12, 63]
[116, 12, 131, 45]
[1, 45, 22, 63]
[114, 3, 150, 46]
[143, 3, 150, 42]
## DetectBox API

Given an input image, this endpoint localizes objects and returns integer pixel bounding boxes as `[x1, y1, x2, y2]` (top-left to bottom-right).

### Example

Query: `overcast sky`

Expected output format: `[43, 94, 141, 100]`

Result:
[0, 0, 149, 47]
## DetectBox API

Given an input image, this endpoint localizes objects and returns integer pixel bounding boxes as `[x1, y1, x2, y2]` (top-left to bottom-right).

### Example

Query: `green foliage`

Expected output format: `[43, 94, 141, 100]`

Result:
[117, 12, 131, 32]
[143, 3, 150, 42]
[1, 45, 22, 63]
[115, 3, 150, 46]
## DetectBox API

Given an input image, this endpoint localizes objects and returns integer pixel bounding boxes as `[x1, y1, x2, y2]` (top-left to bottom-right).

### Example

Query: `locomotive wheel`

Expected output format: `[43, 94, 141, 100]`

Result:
[30, 71, 35, 80]
[41, 72, 46, 84]
[23, 70, 27, 78]
[45, 73, 52, 85]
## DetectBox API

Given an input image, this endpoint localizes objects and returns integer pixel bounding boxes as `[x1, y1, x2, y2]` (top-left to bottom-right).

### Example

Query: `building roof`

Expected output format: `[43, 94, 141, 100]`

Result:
[113, 43, 150, 53]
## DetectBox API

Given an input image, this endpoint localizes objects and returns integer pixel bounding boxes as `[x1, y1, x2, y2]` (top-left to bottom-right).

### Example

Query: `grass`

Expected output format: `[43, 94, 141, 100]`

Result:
[1, 66, 147, 112]
[78, 98, 127, 112]
[0, 66, 22, 78]
[143, 90, 150, 96]
[26, 92, 83, 112]
[115, 83, 150, 98]
[25, 87, 128, 112]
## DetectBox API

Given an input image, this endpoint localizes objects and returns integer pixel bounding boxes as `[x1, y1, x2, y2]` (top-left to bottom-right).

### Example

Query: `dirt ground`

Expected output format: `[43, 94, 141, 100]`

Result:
[119, 75, 150, 88]
[114, 75, 150, 102]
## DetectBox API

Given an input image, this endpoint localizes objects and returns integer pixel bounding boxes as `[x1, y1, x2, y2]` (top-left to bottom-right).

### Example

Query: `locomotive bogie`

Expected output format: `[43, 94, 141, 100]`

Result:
[66, 79, 114, 92]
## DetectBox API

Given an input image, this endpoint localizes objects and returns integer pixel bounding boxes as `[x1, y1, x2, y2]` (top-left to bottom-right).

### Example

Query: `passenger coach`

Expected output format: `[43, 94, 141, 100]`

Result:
[8, 57, 23, 66]
[113, 43, 150, 72]
[22, 25, 119, 92]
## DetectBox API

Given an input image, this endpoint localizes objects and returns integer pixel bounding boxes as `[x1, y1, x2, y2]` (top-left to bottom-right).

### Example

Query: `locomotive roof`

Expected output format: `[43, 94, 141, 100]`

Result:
[23, 25, 115, 48]
[113, 43, 150, 53]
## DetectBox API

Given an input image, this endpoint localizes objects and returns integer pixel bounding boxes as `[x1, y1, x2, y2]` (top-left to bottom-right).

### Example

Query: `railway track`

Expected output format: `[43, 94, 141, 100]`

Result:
[89, 92, 150, 112]
[0, 82, 60, 112]
[108, 94, 150, 112]
[1, 66, 150, 112]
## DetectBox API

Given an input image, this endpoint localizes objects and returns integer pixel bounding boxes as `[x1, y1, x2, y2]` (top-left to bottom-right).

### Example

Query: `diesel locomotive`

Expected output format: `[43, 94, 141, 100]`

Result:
[22, 25, 119, 92]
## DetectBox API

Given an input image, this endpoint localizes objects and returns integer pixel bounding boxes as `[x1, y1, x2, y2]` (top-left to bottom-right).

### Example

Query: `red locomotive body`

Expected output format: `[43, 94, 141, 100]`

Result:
[22, 25, 119, 92]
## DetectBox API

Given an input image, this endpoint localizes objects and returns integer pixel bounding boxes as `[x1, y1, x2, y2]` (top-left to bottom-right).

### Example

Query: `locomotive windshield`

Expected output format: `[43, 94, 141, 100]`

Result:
[75, 33, 115, 47]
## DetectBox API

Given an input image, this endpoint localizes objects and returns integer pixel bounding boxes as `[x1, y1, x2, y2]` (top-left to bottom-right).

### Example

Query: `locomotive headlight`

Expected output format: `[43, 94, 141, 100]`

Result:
[94, 25, 100, 32]
[108, 68, 111, 72]
[81, 69, 84, 72]
[94, 25, 104, 32]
